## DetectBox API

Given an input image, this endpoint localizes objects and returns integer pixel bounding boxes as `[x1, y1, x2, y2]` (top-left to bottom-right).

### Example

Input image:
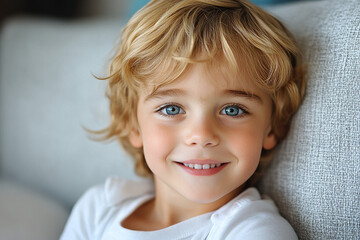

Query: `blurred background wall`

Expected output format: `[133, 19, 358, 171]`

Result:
[0, 0, 129, 22]
[1, 0, 310, 23]
[1, 0, 83, 20]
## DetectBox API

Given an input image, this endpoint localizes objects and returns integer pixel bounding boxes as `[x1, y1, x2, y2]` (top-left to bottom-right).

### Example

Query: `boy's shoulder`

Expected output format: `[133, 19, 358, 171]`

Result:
[210, 188, 298, 239]
[60, 177, 155, 239]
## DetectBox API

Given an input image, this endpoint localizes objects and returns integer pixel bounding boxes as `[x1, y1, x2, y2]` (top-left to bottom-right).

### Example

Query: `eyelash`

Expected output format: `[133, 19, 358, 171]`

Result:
[220, 104, 249, 118]
[155, 103, 249, 118]
[156, 103, 185, 118]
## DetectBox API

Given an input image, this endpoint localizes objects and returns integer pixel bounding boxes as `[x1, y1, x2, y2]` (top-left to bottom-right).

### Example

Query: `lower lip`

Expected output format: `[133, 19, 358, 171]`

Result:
[176, 163, 228, 176]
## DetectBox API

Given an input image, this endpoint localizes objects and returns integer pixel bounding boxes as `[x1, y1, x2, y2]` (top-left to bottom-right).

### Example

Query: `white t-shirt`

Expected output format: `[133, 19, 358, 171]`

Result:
[60, 177, 297, 240]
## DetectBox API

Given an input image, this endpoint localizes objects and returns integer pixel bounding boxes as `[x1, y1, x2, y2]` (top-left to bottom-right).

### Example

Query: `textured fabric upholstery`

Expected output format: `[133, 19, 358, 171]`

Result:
[258, 0, 360, 239]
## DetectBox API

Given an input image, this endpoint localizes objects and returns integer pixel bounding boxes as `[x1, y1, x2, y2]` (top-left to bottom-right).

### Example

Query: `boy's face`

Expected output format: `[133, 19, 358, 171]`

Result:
[130, 61, 276, 205]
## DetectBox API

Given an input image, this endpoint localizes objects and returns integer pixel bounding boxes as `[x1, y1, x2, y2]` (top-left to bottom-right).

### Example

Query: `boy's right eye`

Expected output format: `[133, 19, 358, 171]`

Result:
[158, 105, 185, 116]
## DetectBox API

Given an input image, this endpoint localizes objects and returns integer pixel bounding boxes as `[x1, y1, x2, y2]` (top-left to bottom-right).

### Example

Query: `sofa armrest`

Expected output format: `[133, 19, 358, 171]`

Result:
[0, 180, 69, 240]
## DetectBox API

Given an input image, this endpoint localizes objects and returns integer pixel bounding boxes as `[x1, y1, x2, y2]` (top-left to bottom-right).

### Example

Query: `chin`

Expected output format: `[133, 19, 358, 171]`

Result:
[182, 189, 234, 205]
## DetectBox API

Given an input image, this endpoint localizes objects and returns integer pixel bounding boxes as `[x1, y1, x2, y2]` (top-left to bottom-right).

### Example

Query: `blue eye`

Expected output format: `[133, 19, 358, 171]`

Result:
[160, 105, 184, 116]
[221, 105, 244, 117]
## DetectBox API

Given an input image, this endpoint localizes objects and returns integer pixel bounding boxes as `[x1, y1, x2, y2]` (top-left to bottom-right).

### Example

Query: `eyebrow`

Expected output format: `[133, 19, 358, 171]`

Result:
[223, 90, 263, 103]
[145, 89, 186, 101]
[145, 88, 263, 103]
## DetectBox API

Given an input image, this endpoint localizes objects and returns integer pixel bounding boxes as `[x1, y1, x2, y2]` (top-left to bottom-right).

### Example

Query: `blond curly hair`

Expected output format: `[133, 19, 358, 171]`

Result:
[95, 0, 306, 182]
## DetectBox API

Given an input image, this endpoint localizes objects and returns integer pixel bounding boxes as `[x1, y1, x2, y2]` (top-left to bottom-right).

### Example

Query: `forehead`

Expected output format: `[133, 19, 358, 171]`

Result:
[141, 59, 263, 97]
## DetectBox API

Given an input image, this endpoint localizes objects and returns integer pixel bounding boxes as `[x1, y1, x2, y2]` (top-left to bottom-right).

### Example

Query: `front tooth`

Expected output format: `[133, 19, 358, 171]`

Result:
[189, 164, 194, 169]
[203, 164, 210, 169]
[194, 164, 202, 170]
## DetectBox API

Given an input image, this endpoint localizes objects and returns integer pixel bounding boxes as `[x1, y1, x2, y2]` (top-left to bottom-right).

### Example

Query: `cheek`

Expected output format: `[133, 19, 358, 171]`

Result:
[140, 121, 176, 164]
[226, 125, 264, 162]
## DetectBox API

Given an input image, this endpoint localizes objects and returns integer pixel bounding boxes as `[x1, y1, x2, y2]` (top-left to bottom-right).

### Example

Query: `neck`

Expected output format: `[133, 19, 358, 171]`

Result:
[121, 177, 244, 231]
[150, 177, 242, 227]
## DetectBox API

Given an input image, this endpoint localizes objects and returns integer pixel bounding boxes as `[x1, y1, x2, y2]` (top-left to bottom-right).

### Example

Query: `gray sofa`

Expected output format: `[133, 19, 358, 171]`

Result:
[0, 0, 359, 239]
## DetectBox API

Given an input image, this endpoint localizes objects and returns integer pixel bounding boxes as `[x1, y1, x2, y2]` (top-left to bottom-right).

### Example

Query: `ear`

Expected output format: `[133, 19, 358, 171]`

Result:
[263, 131, 277, 150]
[129, 129, 143, 148]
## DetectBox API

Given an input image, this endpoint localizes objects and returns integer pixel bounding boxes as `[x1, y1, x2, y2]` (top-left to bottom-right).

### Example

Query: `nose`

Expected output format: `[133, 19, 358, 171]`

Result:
[184, 117, 220, 148]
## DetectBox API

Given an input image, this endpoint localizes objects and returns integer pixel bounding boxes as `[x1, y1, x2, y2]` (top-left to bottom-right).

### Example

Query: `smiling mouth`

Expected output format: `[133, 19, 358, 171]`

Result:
[180, 163, 225, 170]
[175, 161, 229, 176]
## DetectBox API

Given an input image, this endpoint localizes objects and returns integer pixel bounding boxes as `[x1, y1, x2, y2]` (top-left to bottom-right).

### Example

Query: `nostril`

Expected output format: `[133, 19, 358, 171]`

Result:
[185, 134, 219, 147]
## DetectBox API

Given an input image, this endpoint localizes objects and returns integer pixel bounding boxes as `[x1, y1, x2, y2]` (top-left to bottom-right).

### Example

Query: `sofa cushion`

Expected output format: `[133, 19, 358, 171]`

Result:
[0, 181, 69, 240]
[0, 17, 138, 207]
[258, 0, 360, 239]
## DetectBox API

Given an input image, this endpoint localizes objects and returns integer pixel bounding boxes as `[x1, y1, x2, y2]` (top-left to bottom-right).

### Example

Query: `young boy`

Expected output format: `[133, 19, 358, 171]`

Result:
[61, 0, 306, 239]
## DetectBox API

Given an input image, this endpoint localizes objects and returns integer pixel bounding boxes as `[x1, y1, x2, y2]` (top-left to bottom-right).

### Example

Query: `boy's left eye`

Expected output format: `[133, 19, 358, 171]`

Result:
[220, 105, 245, 117]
